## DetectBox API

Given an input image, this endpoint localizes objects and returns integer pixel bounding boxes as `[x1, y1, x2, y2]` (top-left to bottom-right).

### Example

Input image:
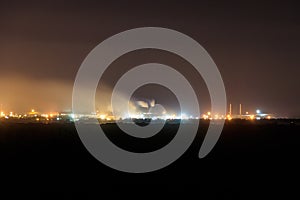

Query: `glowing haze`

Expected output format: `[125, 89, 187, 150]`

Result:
[0, 1, 300, 117]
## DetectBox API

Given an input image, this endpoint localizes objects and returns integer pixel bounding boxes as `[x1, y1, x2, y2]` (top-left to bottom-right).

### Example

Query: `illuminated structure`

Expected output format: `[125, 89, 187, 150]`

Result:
[0, 102, 277, 123]
[201, 103, 276, 121]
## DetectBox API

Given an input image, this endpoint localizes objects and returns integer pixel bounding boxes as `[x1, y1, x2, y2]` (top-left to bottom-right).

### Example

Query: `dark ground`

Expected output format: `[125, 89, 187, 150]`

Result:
[0, 119, 299, 199]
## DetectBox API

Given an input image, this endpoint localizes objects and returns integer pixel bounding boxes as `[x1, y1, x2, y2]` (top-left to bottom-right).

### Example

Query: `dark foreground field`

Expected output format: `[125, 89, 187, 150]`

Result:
[0, 119, 299, 198]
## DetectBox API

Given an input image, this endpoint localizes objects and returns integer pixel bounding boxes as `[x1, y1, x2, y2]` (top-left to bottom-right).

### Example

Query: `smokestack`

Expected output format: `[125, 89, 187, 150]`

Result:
[229, 103, 232, 115]
[239, 104, 242, 116]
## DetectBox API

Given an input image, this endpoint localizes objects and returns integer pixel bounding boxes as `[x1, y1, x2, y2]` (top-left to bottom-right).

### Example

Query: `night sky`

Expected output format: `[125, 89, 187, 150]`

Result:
[0, 0, 299, 117]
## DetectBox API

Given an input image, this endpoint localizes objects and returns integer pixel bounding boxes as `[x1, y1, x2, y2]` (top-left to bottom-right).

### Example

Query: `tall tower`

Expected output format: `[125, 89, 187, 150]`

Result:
[229, 103, 232, 116]
[239, 104, 242, 116]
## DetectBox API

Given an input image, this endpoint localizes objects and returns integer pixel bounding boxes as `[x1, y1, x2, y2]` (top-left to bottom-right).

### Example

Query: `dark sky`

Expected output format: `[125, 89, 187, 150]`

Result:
[0, 0, 299, 117]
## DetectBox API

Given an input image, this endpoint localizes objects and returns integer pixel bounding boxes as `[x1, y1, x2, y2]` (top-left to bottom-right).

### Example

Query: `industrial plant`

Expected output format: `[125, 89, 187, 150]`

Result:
[0, 100, 276, 124]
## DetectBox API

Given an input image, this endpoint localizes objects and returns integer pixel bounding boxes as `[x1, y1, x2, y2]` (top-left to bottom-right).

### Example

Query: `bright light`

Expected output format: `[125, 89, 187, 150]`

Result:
[256, 109, 261, 114]
[31, 109, 35, 113]
[181, 113, 188, 119]
[207, 112, 211, 116]
[99, 114, 106, 120]
[226, 114, 232, 120]
[267, 116, 271, 119]
[41, 114, 49, 118]
[250, 115, 255, 120]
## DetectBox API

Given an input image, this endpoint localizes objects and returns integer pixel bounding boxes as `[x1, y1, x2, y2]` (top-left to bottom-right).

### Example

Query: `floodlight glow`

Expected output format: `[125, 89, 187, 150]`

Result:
[181, 113, 188, 119]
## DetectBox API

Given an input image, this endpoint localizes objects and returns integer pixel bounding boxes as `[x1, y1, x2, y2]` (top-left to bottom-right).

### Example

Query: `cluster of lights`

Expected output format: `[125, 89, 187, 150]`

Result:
[0, 107, 274, 122]
[201, 108, 273, 121]
[203, 112, 228, 120]
[0, 109, 63, 122]
[97, 113, 115, 121]
[126, 113, 178, 120]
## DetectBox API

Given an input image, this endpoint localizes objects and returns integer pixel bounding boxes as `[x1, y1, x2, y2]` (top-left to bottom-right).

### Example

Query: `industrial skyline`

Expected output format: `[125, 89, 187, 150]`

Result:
[0, 1, 299, 197]
[0, 101, 279, 123]
[0, 1, 299, 117]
